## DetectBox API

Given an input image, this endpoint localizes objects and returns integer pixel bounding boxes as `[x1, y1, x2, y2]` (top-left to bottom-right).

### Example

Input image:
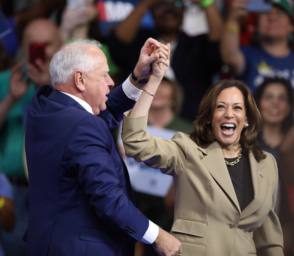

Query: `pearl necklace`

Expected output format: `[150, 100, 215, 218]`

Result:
[225, 152, 242, 166]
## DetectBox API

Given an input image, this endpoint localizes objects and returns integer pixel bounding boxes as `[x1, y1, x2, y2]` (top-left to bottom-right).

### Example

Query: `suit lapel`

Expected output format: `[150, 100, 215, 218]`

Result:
[201, 142, 241, 213]
[240, 153, 265, 219]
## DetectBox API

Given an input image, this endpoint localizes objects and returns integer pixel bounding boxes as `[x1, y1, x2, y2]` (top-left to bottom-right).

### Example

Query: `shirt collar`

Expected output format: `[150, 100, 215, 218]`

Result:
[60, 91, 94, 114]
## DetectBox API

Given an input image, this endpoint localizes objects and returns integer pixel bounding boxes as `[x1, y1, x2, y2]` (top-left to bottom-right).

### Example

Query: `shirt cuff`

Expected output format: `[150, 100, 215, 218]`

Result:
[122, 76, 142, 101]
[141, 220, 159, 244]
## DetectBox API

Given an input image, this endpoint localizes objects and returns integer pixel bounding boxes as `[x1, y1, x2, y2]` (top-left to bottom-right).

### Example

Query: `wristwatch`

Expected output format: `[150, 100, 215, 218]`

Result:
[131, 71, 149, 85]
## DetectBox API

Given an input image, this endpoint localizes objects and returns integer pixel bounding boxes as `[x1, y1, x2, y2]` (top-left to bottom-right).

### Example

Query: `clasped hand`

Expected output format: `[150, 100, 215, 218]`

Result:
[134, 37, 170, 85]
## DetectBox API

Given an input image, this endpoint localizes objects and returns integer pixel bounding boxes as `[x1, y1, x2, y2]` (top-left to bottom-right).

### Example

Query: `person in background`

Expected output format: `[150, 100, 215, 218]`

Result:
[148, 77, 192, 133]
[25, 38, 181, 256]
[254, 77, 293, 256]
[21, 18, 63, 86]
[59, 0, 120, 79]
[0, 0, 65, 60]
[122, 69, 284, 254]
[0, 174, 14, 256]
[221, 0, 294, 90]
[0, 18, 63, 256]
[107, 0, 223, 120]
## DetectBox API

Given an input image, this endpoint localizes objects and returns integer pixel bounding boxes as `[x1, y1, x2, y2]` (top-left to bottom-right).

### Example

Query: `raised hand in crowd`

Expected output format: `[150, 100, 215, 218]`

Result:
[9, 65, 29, 103]
[60, 0, 97, 41]
[0, 65, 29, 128]
[26, 59, 51, 86]
[228, 0, 249, 20]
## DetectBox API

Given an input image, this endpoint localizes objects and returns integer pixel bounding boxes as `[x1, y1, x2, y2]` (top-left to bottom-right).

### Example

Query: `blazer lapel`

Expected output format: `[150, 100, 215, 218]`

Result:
[240, 153, 265, 219]
[201, 142, 241, 213]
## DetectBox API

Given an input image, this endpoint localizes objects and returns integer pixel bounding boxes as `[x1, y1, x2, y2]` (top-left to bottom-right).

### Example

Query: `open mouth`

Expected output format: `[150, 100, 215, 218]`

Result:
[220, 123, 236, 136]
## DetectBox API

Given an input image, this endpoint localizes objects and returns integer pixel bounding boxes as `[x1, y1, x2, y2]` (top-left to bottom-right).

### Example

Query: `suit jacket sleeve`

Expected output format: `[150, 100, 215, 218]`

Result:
[253, 154, 284, 256]
[122, 115, 186, 174]
[101, 84, 136, 129]
[64, 115, 149, 241]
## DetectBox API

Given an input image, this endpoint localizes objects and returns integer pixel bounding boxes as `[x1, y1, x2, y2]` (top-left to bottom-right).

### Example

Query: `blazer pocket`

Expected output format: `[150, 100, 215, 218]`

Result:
[171, 219, 206, 237]
[171, 219, 207, 246]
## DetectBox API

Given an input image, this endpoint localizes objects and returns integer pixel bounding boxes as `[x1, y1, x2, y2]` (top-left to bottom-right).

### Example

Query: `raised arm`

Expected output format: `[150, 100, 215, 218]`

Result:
[220, 0, 247, 75]
[122, 40, 187, 172]
[100, 38, 168, 127]
[196, 0, 223, 41]
[128, 41, 170, 118]
[0, 66, 29, 128]
[114, 0, 159, 43]
[124, 40, 183, 255]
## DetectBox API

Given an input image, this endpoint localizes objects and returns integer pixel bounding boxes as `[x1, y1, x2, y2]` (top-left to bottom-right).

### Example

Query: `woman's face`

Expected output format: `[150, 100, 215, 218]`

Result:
[259, 83, 290, 126]
[212, 87, 247, 148]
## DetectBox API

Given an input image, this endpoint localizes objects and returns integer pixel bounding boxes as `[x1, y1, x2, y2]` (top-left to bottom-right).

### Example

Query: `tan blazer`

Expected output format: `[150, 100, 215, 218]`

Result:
[122, 116, 284, 256]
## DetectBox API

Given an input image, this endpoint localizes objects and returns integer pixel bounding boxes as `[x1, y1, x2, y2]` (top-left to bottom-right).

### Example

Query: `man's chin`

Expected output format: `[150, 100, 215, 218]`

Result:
[100, 104, 107, 112]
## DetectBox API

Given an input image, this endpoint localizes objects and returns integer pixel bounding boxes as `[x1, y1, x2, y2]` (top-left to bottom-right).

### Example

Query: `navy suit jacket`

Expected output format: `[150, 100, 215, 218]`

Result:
[25, 85, 149, 256]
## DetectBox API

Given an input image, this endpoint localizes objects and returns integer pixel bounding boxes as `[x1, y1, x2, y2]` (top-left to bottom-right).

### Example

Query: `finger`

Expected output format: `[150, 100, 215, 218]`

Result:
[158, 53, 170, 64]
[34, 59, 48, 71]
[145, 37, 161, 48]
[157, 44, 170, 59]
[27, 67, 39, 81]
[152, 46, 170, 61]
[146, 52, 160, 65]
[27, 63, 41, 75]
[142, 38, 161, 55]
[159, 42, 171, 52]
[157, 50, 170, 61]
[11, 62, 25, 74]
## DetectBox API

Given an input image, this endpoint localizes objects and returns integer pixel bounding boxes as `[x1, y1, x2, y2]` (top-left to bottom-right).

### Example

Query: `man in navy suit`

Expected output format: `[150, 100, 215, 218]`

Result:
[24, 39, 180, 256]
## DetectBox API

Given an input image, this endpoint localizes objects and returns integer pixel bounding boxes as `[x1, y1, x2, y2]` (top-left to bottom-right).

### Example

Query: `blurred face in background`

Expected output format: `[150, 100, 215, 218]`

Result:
[149, 78, 182, 128]
[22, 19, 63, 63]
[151, 80, 173, 113]
[152, 1, 184, 35]
[257, 6, 293, 41]
[259, 82, 290, 126]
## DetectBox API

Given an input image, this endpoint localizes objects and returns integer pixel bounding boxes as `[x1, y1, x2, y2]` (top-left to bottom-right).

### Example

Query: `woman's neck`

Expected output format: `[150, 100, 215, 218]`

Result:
[262, 124, 284, 148]
[222, 143, 241, 158]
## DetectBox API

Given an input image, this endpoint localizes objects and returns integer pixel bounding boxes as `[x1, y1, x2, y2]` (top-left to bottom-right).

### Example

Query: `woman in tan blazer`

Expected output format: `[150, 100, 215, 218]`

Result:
[122, 44, 284, 256]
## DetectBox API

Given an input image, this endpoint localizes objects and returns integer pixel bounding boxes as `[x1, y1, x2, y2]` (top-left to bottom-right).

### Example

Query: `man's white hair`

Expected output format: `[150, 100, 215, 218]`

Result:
[49, 39, 102, 87]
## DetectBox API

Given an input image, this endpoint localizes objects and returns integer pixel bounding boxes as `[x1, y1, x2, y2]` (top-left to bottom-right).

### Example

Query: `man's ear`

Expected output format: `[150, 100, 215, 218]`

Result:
[74, 71, 86, 92]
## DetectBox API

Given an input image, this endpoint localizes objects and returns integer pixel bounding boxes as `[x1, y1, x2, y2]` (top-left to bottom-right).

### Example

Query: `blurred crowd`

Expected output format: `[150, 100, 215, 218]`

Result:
[0, 0, 293, 255]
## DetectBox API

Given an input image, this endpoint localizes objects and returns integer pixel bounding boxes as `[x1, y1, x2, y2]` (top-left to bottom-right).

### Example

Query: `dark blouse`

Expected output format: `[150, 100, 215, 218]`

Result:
[225, 154, 254, 211]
